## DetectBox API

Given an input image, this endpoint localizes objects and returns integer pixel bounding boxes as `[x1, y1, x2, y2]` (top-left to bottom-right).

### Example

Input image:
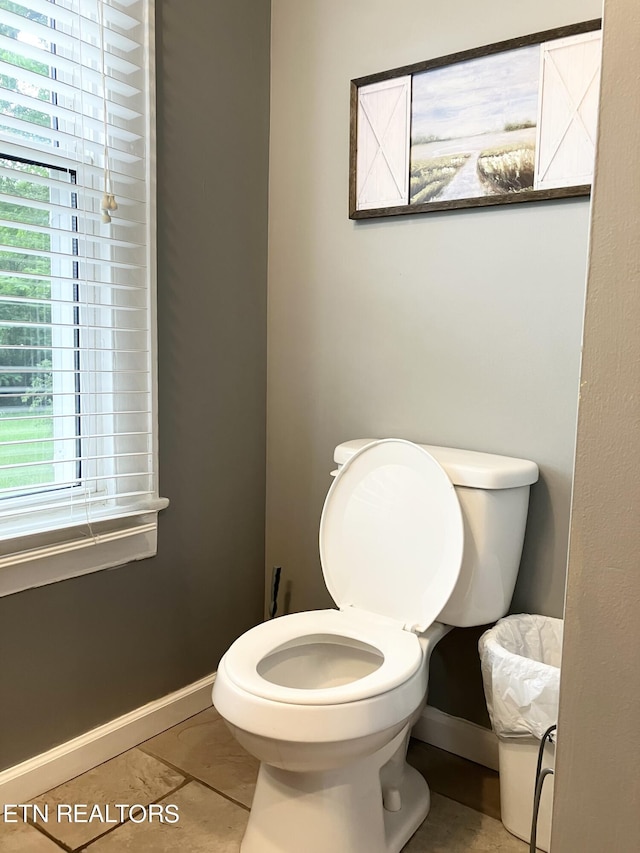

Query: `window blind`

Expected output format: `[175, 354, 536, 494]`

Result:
[0, 0, 165, 559]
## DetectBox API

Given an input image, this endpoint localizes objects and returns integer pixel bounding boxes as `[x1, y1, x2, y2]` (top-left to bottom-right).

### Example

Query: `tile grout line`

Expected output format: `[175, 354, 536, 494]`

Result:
[177, 775, 252, 813]
[26, 817, 74, 853]
[138, 745, 252, 812]
[75, 778, 192, 851]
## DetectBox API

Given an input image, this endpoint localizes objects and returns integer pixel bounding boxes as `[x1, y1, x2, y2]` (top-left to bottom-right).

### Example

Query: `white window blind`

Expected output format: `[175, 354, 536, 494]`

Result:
[0, 0, 166, 595]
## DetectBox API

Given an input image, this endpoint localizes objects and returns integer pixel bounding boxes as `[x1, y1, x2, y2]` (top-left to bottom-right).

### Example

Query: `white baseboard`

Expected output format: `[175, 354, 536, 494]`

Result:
[0, 681, 496, 813]
[412, 704, 499, 771]
[0, 672, 216, 813]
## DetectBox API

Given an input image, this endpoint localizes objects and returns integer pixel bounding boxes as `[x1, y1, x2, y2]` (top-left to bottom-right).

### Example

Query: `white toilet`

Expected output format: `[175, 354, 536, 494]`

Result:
[213, 438, 538, 853]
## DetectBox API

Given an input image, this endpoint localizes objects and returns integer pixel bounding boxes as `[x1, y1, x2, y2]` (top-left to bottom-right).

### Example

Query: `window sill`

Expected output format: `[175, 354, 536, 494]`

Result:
[0, 501, 169, 597]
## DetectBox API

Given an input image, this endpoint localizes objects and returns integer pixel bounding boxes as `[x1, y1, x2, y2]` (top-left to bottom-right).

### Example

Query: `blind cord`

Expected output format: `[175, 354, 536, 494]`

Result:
[97, 0, 117, 223]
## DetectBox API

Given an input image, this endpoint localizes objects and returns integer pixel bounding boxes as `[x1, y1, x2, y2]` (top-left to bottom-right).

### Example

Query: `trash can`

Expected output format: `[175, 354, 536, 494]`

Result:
[479, 614, 563, 852]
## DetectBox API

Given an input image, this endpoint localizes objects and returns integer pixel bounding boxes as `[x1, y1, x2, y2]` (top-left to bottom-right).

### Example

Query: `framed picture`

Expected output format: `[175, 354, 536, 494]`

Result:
[349, 20, 602, 219]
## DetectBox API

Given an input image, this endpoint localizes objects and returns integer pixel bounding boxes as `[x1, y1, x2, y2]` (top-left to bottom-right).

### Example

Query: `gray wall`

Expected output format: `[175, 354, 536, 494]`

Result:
[266, 0, 600, 725]
[0, 0, 270, 772]
[552, 0, 640, 847]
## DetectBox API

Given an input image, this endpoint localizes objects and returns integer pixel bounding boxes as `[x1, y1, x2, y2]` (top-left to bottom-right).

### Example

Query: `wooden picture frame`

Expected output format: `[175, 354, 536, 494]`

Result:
[349, 20, 602, 219]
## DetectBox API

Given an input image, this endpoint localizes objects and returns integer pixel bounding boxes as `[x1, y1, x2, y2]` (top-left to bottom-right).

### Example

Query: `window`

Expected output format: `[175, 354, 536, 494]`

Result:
[0, 0, 166, 596]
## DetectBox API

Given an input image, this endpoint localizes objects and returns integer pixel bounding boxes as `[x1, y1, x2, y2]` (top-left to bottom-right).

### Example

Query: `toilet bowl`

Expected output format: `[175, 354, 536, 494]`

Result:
[213, 438, 539, 853]
[214, 609, 449, 771]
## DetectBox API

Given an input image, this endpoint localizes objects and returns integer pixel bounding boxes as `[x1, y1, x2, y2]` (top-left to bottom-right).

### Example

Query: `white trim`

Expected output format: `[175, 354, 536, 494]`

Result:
[0, 508, 169, 598]
[412, 704, 499, 771]
[146, 0, 161, 495]
[0, 683, 498, 814]
[0, 673, 216, 813]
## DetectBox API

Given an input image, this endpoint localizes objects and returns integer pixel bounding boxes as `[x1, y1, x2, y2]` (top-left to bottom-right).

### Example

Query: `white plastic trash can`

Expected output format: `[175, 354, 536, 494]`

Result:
[479, 614, 563, 852]
[498, 734, 555, 851]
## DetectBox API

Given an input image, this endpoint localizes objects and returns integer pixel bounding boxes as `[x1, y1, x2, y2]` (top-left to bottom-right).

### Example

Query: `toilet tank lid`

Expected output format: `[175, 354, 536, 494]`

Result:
[333, 440, 538, 490]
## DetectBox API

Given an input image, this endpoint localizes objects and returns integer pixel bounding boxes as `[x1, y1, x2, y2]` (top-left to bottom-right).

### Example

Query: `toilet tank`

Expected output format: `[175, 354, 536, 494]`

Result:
[332, 440, 539, 628]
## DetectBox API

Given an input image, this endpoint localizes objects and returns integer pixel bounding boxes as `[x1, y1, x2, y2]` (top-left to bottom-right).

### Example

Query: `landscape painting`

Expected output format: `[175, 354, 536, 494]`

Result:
[410, 46, 540, 205]
[349, 21, 601, 218]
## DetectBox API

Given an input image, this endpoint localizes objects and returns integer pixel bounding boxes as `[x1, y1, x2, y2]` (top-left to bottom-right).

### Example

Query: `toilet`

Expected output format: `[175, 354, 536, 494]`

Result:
[213, 438, 538, 853]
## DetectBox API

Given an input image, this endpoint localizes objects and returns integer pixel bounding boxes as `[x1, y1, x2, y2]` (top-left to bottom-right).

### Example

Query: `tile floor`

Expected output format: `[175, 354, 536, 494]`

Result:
[0, 708, 529, 852]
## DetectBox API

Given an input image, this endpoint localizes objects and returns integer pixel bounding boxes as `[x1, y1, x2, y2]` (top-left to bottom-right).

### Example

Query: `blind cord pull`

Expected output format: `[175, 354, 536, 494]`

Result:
[98, 0, 118, 223]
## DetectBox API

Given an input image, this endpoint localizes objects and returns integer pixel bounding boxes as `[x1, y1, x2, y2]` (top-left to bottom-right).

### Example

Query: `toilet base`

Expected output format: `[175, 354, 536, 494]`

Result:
[240, 728, 431, 853]
[384, 763, 431, 852]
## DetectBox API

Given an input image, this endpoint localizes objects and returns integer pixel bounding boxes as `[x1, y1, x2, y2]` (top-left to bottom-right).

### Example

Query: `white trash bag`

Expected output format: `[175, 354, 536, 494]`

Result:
[478, 614, 563, 740]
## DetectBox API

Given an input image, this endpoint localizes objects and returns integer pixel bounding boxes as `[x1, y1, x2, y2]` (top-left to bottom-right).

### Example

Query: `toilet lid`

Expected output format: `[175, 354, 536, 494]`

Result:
[320, 439, 464, 633]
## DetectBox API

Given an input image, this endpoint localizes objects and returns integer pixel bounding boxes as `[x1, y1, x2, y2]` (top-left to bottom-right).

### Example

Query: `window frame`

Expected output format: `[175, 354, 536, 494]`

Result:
[0, 0, 166, 598]
[0, 153, 81, 499]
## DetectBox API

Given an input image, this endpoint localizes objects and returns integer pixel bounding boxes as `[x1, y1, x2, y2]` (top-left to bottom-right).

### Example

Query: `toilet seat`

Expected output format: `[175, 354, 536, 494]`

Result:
[320, 439, 464, 633]
[220, 440, 464, 709]
[221, 608, 423, 705]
